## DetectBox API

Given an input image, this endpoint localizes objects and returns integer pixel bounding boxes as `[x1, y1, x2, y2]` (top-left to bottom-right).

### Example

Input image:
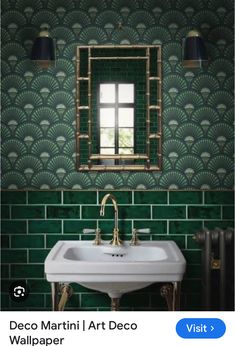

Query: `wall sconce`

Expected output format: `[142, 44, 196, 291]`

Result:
[182, 30, 208, 68]
[31, 29, 55, 68]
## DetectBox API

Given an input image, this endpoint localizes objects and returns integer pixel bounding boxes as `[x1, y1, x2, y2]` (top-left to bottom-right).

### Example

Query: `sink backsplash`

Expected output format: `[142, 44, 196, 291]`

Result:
[1, 190, 233, 311]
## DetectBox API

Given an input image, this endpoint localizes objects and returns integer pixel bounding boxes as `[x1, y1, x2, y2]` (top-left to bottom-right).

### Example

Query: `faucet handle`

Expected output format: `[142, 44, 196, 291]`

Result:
[83, 228, 102, 245]
[130, 228, 150, 246]
[83, 228, 97, 234]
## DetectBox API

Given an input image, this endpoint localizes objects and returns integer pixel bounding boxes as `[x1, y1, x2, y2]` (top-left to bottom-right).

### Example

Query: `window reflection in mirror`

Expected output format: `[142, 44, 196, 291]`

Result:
[118, 84, 134, 103]
[98, 83, 134, 165]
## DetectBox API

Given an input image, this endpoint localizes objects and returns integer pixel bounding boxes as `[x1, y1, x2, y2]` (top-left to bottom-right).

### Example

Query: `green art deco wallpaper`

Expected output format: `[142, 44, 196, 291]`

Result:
[1, 0, 234, 190]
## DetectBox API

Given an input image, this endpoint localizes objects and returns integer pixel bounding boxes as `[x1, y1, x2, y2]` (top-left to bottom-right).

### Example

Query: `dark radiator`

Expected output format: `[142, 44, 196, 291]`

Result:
[194, 228, 234, 311]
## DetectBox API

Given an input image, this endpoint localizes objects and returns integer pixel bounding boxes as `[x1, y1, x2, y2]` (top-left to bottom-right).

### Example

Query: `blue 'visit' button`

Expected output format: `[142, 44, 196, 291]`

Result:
[176, 318, 226, 339]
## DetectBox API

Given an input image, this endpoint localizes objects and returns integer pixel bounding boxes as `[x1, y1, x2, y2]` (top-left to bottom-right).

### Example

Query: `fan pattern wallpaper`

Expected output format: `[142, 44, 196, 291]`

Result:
[1, 0, 234, 190]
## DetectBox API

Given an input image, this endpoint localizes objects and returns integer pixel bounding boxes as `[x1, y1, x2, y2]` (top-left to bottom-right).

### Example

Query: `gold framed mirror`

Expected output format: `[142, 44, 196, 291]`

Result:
[76, 45, 162, 171]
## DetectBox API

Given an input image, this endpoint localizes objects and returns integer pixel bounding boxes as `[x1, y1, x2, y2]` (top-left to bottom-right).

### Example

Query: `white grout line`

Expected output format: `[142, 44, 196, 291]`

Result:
[132, 191, 134, 205]
[185, 235, 188, 249]
[43, 294, 46, 309]
[167, 190, 169, 205]
[26, 190, 28, 205]
[61, 190, 64, 204]
[26, 219, 29, 234]
[8, 264, 11, 281]
[202, 190, 205, 204]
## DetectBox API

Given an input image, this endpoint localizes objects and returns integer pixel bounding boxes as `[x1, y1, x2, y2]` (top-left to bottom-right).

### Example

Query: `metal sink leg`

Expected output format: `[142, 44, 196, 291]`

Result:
[160, 281, 181, 311]
[51, 282, 59, 311]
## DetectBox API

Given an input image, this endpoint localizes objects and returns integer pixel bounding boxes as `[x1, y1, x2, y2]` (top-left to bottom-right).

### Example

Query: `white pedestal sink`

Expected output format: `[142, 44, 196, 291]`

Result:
[45, 240, 186, 309]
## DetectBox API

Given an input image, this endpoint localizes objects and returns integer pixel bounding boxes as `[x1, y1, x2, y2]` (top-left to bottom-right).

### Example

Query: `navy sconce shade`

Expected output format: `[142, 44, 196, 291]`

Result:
[182, 30, 208, 68]
[31, 30, 55, 68]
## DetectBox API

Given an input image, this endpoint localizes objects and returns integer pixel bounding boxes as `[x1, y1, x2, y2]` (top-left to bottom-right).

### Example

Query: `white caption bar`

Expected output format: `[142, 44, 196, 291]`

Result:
[0, 311, 234, 346]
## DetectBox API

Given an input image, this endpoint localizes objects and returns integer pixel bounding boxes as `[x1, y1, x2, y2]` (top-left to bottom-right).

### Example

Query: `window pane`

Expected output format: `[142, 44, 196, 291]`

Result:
[100, 108, 115, 127]
[118, 84, 134, 103]
[100, 148, 115, 154]
[100, 84, 115, 103]
[100, 128, 115, 147]
[119, 128, 134, 147]
[118, 108, 134, 127]
[119, 148, 134, 154]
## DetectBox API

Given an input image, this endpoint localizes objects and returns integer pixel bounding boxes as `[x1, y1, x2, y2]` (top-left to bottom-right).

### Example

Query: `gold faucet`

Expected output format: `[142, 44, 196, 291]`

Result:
[100, 193, 122, 246]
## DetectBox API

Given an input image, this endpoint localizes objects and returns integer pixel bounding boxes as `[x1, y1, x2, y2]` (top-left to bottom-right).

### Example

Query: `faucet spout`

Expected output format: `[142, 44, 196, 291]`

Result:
[100, 205, 105, 217]
[99, 194, 122, 246]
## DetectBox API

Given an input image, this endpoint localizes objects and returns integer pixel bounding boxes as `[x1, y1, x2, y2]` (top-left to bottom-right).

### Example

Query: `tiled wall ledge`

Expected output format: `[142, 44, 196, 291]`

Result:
[1, 190, 234, 311]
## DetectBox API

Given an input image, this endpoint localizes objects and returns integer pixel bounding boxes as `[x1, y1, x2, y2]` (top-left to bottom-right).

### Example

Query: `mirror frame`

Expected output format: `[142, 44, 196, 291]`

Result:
[76, 45, 162, 171]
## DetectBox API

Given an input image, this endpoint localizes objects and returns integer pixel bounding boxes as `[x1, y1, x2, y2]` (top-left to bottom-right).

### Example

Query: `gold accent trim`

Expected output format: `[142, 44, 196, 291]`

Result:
[76, 45, 162, 171]
[149, 105, 161, 109]
[58, 285, 73, 311]
[111, 298, 120, 311]
[76, 47, 81, 168]
[88, 47, 92, 169]
[90, 56, 148, 60]
[149, 133, 161, 139]
[146, 47, 150, 167]
[100, 194, 122, 246]
[90, 154, 148, 160]
[78, 44, 161, 49]
[77, 77, 89, 80]
[38, 30, 50, 37]
[187, 30, 201, 37]
[78, 164, 161, 171]
[35, 60, 53, 69]
[130, 229, 140, 246]
[211, 259, 220, 269]
[182, 59, 205, 68]
[93, 228, 102, 245]
[78, 134, 89, 139]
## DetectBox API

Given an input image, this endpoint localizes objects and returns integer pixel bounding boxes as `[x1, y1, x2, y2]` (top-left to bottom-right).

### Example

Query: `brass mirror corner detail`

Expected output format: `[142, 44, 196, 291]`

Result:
[76, 45, 162, 171]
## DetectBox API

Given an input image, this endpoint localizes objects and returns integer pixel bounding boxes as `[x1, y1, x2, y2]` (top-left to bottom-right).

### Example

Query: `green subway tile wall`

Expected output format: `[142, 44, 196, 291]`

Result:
[1, 0, 234, 189]
[1, 190, 234, 311]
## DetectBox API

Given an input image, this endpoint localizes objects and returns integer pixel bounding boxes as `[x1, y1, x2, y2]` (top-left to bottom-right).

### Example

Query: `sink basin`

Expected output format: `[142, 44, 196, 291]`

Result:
[45, 241, 186, 298]
[64, 244, 168, 262]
